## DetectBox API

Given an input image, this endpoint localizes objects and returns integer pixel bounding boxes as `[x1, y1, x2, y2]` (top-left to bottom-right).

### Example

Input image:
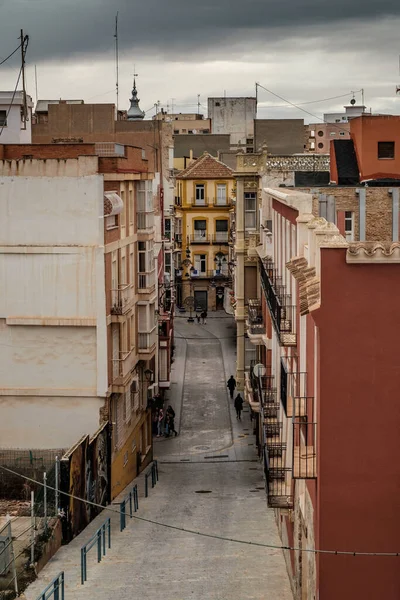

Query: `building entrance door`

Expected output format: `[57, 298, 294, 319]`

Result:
[216, 287, 224, 310]
[194, 290, 207, 312]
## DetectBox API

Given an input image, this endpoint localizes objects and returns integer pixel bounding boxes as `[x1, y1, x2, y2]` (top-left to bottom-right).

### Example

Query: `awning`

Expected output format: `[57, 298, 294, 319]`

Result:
[104, 192, 123, 216]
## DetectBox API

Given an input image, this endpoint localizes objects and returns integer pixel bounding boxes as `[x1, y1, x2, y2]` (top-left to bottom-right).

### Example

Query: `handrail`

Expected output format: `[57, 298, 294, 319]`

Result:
[80, 518, 111, 585]
[120, 484, 139, 532]
[144, 460, 159, 498]
[35, 572, 65, 600]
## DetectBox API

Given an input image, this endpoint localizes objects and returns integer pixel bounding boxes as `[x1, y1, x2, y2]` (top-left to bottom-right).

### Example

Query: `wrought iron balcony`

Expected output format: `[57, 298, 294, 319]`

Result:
[110, 284, 131, 315]
[293, 393, 317, 479]
[212, 232, 229, 244]
[260, 259, 296, 347]
[247, 299, 266, 338]
[189, 233, 211, 244]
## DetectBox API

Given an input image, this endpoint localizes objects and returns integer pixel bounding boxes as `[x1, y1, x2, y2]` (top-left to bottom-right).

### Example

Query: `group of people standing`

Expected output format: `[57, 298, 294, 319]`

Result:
[227, 375, 244, 420]
[153, 405, 178, 438]
[195, 311, 207, 324]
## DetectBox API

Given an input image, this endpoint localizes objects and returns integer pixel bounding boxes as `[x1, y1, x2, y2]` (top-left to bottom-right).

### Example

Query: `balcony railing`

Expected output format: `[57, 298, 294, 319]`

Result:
[189, 198, 210, 207]
[247, 299, 266, 336]
[292, 373, 317, 478]
[138, 327, 157, 351]
[189, 269, 228, 279]
[137, 212, 154, 231]
[110, 284, 131, 315]
[213, 232, 229, 244]
[260, 259, 296, 346]
[111, 350, 133, 383]
[190, 233, 211, 244]
[138, 270, 156, 291]
[174, 233, 182, 246]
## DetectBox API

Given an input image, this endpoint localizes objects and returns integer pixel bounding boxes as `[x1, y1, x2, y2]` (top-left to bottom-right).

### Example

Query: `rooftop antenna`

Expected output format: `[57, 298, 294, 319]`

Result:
[197, 94, 200, 115]
[34, 65, 39, 105]
[114, 12, 119, 111]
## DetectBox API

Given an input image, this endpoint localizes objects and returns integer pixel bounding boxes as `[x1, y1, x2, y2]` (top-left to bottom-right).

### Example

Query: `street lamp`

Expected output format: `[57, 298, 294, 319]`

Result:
[144, 368, 154, 383]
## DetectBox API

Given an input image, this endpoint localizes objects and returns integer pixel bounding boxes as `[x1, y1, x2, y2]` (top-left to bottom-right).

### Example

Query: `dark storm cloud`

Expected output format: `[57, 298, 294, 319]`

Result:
[1, 0, 399, 64]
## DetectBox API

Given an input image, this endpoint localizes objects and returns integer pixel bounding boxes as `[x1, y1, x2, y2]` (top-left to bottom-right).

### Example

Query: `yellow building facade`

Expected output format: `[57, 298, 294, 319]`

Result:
[175, 153, 235, 311]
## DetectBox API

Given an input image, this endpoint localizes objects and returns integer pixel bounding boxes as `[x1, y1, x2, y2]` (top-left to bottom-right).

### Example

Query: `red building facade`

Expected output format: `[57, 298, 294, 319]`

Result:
[246, 187, 400, 599]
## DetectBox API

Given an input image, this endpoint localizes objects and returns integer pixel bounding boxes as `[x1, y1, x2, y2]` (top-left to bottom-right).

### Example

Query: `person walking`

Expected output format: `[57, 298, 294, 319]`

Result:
[201, 310, 207, 324]
[227, 375, 236, 399]
[196, 313, 201, 324]
[157, 408, 164, 437]
[234, 393, 244, 420]
[166, 405, 178, 437]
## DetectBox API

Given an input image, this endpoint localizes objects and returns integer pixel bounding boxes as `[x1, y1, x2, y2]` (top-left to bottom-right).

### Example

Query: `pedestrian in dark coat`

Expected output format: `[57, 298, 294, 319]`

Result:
[227, 375, 236, 399]
[166, 405, 178, 437]
[201, 310, 207, 324]
[234, 394, 244, 420]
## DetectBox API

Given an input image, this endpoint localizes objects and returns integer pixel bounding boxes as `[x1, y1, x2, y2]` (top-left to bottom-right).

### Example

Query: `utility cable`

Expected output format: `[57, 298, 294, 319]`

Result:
[0, 465, 399, 557]
[0, 43, 21, 66]
[258, 90, 362, 109]
[256, 82, 355, 135]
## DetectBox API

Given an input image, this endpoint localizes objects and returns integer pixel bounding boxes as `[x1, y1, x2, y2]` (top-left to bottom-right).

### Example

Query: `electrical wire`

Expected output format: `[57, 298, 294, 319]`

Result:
[0, 65, 22, 138]
[256, 82, 355, 135]
[0, 464, 398, 557]
[0, 43, 21, 66]
[257, 90, 362, 109]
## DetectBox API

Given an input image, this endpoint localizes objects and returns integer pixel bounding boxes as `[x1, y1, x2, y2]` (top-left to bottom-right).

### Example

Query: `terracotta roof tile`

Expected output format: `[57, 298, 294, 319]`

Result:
[176, 152, 234, 180]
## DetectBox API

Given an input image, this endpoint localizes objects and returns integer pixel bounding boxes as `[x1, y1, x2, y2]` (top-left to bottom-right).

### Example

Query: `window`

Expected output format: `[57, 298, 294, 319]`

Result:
[195, 184, 206, 205]
[216, 184, 227, 205]
[194, 220, 206, 241]
[173, 129, 179, 134]
[194, 254, 207, 273]
[318, 142, 324, 149]
[164, 218, 171, 240]
[330, 132, 336, 136]
[339, 132, 346, 136]
[244, 192, 257, 230]
[129, 188, 134, 225]
[0, 110, 7, 127]
[181, 128, 187, 133]
[215, 102, 220, 107]
[215, 220, 228, 242]
[202, 129, 210, 134]
[164, 252, 172, 273]
[317, 130, 324, 137]
[335, 119, 341, 123]
[310, 130, 315, 138]
[378, 141, 395, 159]
[344, 211, 354, 241]
[106, 215, 117, 229]
[246, 138, 254, 144]
[188, 130, 193, 134]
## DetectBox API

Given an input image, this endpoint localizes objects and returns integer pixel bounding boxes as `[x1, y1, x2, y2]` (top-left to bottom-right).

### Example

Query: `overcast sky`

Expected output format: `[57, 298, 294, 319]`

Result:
[1, 0, 400, 123]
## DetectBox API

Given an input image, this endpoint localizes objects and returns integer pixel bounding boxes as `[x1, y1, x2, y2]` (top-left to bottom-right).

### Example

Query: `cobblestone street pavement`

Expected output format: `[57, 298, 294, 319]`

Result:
[24, 314, 293, 600]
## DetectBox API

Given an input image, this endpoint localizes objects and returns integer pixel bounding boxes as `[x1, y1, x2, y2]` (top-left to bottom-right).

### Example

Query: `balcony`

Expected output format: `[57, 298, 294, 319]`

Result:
[260, 259, 297, 346]
[292, 388, 317, 479]
[137, 212, 154, 232]
[246, 299, 265, 343]
[189, 233, 211, 244]
[212, 199, 232, 208]
[138, 327, 157, 355]
[189, 198, 210, 207]
[189, 269, 228, 279]
[174, 233, 182, 247]
[111, 350, 135, 387]
[110, 284, 132, 316]
[212, 232, 229, 244]
[138, 270, 156, 292]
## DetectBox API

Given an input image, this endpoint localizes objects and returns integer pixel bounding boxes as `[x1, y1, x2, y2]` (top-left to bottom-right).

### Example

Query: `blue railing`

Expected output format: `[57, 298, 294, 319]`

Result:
[35, 572, 65, 600]
[80, 518, 111, 585]
[144, 460, 159, 498]
[120, 484, 139, 531]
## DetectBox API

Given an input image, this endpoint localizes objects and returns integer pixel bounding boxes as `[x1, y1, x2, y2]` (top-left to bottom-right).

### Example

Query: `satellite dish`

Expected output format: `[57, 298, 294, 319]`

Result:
[253, 363, 266, 378]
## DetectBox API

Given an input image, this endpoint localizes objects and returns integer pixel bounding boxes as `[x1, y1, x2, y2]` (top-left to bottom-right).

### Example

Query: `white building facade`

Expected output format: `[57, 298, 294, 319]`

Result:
[0, 156, 107, 448]
[0, 91, 33, 144]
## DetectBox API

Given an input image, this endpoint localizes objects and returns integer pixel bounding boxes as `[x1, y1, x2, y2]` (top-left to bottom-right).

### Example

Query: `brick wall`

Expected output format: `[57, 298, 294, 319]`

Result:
[304, 186, 395, 241]
[0, 143, 96, 160]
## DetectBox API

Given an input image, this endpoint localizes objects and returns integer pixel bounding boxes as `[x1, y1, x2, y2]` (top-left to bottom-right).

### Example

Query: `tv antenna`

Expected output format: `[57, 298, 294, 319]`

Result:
[114, 12, 119, 110]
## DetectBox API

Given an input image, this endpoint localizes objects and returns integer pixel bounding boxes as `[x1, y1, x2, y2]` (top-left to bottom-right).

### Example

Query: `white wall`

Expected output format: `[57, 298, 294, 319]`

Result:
[0, 100, 32, 144]
[208, 98, 256, 146]
[0, 171, 107, 449]
[0, 396, 103, 449]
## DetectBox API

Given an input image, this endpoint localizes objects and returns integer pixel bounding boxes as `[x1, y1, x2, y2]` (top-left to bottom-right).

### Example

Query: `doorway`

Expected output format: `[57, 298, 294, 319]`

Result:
[194, 290, 207, 312]
[216, 287, 224, 310]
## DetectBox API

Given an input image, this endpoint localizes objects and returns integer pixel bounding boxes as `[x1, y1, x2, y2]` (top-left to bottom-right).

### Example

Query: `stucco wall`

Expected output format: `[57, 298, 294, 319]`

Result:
[0, 171, 107, 448]
[0, 396, 104, 449]
[0, 104, 32, 144]
[208, 98, 256, 146]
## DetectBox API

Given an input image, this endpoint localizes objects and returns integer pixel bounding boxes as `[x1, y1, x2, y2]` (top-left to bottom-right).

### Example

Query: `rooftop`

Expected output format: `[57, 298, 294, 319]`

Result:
[176, 151, 234, 180]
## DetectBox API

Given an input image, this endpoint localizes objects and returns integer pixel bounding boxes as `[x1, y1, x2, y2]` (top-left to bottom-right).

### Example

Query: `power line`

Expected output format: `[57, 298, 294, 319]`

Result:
[0, 65, 23, 138]
[257, 90, 362, 109]
[256, 82, 355, 135]
[0, 42, 21, 66]
[0, 464, 398, 557]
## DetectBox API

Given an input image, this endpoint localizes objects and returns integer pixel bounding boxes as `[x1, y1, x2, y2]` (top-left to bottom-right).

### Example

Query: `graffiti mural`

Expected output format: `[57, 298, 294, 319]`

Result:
[60, 425, 110, 542]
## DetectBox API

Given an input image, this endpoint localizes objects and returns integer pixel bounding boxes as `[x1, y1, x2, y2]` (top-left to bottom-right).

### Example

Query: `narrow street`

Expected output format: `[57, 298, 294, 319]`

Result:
[24, 315, 292, 600]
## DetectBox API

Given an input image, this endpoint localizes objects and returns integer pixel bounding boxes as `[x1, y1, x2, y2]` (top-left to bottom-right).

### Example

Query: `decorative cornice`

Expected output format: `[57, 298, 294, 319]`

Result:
[347, 242, 400, 263]
[266, 154, 330, 172]
[286, 256, 320, 316]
